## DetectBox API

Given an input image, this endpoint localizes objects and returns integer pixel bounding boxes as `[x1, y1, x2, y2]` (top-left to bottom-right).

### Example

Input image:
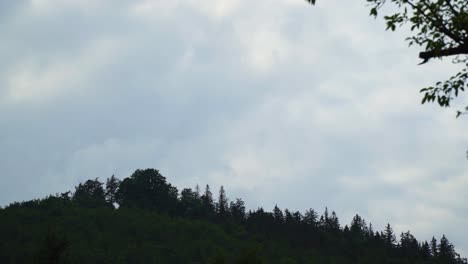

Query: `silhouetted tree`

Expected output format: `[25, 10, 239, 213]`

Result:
[399, 231, 419, 259]
[105, 175, 120, 206]
[292, 211, 303, 225]
[115, 169, 178, 213]
[329, 211, 340, 231]
[421, 241, 431, 260]
[384, 223, 397, 246]
[273, 205, 284, 224]
[439, 235, 456, 263]
[73, 178, 108, 208]
[216, 186, 229, 219]
[430, 237, 438, 258]
[284, 209, 294, 225]
[179, 188, 202, 218]
[229, 198, 246, 222]
[350, 214, 366, 238]
[303, 208, 318, 227]
[201, 184, 215, 217]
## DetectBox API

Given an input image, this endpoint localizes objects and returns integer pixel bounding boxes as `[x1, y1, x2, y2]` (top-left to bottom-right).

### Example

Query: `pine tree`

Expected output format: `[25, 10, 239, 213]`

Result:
[430, 237, 438, 258]
[273, 205, 284, 224]
[439, 235, 456, 262]
[368, 223, 375, 239]
[420, 241, 431, 260]
[329, 211, 340, 231]
[284, 209, 294, 225]
[216, 186, 229, 218]
[201, 184, 215, 217]
[229, 198, 246, 222]
[194, 184, 200, 199]
[384, 223, 396, 246]
[292, 211, 303, 225]
[303, 208, 318, 227]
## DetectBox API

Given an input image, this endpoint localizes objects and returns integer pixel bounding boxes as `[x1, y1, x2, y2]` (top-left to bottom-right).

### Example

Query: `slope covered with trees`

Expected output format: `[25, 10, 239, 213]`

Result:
[0, 168, 465, 263]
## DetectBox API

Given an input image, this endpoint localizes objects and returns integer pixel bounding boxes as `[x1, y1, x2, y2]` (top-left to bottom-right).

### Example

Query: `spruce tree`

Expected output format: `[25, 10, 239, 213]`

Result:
[273, 205, 284, 224]
[303, 208, 318, 227]
[384, 223, 396, 246]
[201, 184, 215, 217]
[430, 237, 438, 258]
[229, 198, 246, 222]
[216, 186, 229, 218]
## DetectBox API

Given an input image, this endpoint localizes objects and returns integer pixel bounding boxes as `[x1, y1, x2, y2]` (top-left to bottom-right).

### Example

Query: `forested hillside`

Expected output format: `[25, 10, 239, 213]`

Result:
[0, 168, 465, 263]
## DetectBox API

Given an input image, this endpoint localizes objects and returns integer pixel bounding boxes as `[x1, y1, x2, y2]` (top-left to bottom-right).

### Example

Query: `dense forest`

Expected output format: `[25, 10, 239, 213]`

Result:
[0, 168, 466, 263]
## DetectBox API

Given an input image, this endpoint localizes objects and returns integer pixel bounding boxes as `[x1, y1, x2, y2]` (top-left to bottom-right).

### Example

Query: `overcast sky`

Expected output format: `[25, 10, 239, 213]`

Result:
[1, 0, 468, 255]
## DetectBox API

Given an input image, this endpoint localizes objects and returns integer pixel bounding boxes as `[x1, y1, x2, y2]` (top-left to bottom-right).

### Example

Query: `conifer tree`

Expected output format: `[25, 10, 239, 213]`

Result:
[201, 184, 215, 216]
[273, 205, 284, 224]
[430, 237, 438, 258]
[292, 211, 303, 225]
[421, 241, 431, 260]
[284, 209, 294, 225]
[384, 223, 397, 246]
[303, 208, 318, 227]
[229, 198, 246, 222]
[216, 186, 229, 218]
[439, 235, 456, 262]
[105, 175, 120, 206]
[329, 211, 340, 231]
[194, 184, 200, 199]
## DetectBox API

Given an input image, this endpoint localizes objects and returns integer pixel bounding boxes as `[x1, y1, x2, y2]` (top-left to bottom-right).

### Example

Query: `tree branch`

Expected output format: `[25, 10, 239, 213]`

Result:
[419, 45, 468, 60]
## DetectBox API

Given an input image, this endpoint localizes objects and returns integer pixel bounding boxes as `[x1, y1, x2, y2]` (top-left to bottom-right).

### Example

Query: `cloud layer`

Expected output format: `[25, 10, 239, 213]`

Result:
[1, 0, 468, 255]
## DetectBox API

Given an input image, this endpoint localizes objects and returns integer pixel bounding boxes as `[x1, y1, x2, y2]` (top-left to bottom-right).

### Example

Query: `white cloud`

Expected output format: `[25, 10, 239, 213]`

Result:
[2, 38, 122, 104]
[1, 0, 468, 256]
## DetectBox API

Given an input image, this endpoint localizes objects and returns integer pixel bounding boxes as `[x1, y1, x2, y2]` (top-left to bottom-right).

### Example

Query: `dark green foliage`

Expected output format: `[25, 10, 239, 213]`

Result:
[0, 168, 466, 264]
[36, 230, 69, 264]
[201, 184, 215, 218]
[116, 169, 178, 214]
[72, 178, 108, 208]
[229, 198, 246, 222]
[105, 175, 121, 206]
[216, 186, 229, 219]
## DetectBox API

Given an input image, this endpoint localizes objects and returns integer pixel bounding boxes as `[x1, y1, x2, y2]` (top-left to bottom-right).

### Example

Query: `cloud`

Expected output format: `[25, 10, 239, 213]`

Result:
[1, 0, 468, 256]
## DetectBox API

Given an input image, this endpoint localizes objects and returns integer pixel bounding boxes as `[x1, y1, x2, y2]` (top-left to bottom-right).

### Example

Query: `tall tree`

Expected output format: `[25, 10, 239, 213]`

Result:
[329, 211, 340, 231]
[179, 188, 202, 218]
[303, 208, 318, 227]
[421, 241, 431, 260]
[384, 223, 397, 246]
[273, 205, 284, 224]
[400, 231, 419, 259]
[229, 198, 246, 222]
[105, 175, 120, 206]
[73, 178, 108, 208]
[201, 184, 215, 217]
[438, 235, 456, 262]
[115, 169, 178, 213]
[350, 214, 367, 238]
[216, 186, 229, 218]
[430, 237, 438, 257]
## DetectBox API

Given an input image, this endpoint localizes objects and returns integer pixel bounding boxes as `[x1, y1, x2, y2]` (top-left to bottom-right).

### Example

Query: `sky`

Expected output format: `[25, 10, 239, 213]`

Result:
[1, 0, 468, 255]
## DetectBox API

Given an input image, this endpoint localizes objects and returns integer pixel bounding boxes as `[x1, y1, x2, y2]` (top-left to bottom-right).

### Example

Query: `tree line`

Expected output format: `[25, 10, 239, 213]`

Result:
[1, 168, 466, 263]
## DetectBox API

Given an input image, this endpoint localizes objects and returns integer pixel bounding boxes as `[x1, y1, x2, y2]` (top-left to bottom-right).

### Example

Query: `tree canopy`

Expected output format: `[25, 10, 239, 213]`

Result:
[306, 0, 468, 115]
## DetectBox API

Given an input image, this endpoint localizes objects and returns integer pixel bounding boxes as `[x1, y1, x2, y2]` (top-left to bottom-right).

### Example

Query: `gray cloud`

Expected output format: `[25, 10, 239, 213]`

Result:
[1, 0, 468, 255]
